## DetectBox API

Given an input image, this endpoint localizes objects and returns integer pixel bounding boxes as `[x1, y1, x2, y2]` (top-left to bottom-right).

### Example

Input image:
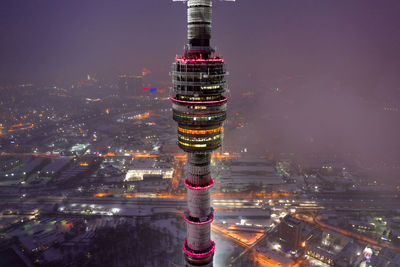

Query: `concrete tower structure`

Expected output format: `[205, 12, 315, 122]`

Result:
[171, 0, 228, 266]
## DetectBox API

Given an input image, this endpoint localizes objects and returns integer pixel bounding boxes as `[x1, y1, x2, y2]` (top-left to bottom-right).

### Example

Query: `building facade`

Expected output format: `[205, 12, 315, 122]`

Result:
[278, 215, 304, 252]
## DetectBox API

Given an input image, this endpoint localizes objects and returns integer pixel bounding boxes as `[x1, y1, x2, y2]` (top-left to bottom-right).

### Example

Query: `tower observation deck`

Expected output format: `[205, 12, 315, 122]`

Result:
[171, 0, 228, 266]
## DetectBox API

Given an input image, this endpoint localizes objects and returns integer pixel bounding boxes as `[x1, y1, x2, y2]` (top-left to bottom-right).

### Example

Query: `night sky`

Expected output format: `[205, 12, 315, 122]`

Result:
[1, 0, 399, 85]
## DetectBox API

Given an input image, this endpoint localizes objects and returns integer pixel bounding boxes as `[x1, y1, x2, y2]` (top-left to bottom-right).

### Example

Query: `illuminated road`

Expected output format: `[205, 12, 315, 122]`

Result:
[2, 190, 400, 213]
[169, 155, 185, 192]
[211, 224, 284, 266]
[1, 123, 36, 134]
[0, 152, 61, 159]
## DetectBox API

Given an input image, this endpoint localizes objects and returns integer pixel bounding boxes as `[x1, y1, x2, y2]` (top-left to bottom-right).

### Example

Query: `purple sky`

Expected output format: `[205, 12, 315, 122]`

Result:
[0, 0, 399, 85]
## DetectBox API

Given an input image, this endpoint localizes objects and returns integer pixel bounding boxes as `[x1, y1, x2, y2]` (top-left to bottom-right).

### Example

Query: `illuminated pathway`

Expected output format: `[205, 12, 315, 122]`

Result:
[211, 224, 287, 266]
[212, 224, 257, 248]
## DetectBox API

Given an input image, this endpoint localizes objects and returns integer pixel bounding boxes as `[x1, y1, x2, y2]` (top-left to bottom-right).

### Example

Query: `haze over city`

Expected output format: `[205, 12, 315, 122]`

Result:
[0, 1, 400, 266]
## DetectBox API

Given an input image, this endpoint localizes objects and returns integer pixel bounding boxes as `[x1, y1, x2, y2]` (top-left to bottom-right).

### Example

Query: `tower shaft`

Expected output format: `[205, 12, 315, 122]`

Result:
[187, 0, 212, 47]
[171, 1, 227, 266]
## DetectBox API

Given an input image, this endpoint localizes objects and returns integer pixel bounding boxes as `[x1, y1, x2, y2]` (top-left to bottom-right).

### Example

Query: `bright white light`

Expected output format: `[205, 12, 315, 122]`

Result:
[111, 208, 121, 214]
[273, 244, 281, 250]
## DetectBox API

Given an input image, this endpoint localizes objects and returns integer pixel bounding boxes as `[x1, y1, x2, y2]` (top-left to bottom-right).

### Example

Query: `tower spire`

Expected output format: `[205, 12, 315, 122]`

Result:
[187, 0, 212, 48]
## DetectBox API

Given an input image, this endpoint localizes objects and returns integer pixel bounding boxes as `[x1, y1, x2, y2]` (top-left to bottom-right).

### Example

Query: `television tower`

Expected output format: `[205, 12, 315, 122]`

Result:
[171, 0, 230, 266]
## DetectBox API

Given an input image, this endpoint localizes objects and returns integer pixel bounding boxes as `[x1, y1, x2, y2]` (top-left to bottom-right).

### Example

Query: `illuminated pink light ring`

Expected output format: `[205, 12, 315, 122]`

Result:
[183, 240, 216, 259]
[170, 96, 228, 106]
[176, 57, 224, 64]
[183, 212, 214, 225]
[184, 178, 215, 191]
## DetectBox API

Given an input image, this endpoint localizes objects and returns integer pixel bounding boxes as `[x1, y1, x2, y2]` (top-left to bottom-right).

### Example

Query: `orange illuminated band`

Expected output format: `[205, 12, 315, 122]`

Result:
[179, 126, 222, 135]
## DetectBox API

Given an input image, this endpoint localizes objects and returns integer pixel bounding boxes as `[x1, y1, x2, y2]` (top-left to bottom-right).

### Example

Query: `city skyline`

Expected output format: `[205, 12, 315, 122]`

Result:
[2, 1, 399, 171]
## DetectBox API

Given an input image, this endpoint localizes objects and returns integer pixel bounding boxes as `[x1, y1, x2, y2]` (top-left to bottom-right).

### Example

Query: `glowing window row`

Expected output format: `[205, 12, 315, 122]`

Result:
[201, 85, 221, 90]
[175, 114, 225, 121]
[179, 141, 206, 148]
[178, 126, 222, 135]
[188, 106, 207, 110]
[178, 140, 221, 148]
[179, 134, 221, 142]
[178, 95, 220, 101]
